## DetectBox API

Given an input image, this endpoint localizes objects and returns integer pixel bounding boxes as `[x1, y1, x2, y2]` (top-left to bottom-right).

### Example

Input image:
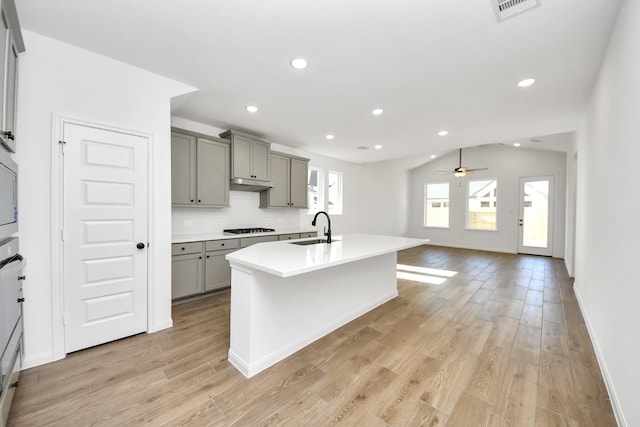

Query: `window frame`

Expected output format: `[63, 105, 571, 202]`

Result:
[328, 170, 343, 215]
[307, 166, 325, 215]
[466, 178, 498, 231]
[424, 181, 450, 228]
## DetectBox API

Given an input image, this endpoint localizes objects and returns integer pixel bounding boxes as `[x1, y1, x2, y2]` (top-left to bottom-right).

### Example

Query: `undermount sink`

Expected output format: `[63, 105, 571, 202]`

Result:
[289, 239, 339, 246]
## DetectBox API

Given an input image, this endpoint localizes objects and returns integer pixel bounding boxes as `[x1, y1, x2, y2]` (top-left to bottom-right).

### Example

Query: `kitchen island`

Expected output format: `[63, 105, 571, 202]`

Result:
[225, 233, 427, 377]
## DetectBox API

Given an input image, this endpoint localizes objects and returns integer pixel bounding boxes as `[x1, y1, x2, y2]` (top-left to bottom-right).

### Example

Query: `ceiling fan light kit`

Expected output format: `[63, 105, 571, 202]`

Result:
[439, 148, 489, 177]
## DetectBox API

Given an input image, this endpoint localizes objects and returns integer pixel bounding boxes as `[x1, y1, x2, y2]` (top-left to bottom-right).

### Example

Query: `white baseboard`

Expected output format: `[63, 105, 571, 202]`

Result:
[149, 318, 173, 333]
[22, 350, 60, 370]
[573, 283, 626, 427]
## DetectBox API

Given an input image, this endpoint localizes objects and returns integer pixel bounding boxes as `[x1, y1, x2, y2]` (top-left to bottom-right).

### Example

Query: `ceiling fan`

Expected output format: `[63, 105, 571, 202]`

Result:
[439, 148, 488, 177]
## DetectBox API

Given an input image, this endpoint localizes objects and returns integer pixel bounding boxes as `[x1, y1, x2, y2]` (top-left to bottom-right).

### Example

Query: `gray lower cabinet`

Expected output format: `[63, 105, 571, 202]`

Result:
[300, 232, 317, 238]
[171, 242, 204, 299]
[172, 234, 314, 299]
[239, 235, 279, 248]
[278, 233, 300, 240]
[260, 152, 309, 208]
[171, 131, 230, 207]
[205, 249, 236, 291]
[172, 239, 240, 299]
[204, 239, 240, 292]
[171, 252, 204, 299]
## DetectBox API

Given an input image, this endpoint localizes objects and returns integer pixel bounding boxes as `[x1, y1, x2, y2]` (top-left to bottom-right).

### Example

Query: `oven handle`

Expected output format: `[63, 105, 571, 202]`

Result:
[0, 255, 26, 279]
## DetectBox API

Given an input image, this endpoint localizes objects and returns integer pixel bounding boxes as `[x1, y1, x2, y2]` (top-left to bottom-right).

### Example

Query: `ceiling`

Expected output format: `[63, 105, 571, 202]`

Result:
[17, 0, 621, 163]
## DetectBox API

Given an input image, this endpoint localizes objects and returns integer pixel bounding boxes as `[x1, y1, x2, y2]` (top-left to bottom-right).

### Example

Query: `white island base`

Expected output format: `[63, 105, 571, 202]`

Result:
[228, 251, 397, 378]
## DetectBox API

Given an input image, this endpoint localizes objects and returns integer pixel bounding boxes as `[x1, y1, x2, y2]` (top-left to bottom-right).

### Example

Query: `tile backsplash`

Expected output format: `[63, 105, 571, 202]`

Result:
[172, 191, 305, 235]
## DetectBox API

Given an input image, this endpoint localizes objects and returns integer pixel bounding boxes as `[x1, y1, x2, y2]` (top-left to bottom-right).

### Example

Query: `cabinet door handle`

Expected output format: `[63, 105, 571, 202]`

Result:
[4, 131, 14, 140]
[17, 297, 25, 303]
[181, 247, 185, 251]
[199, 256, 202, 259]
[221, 243, 225, 246]
[206, 255, 210, 258]
[136, 242, 146, 249]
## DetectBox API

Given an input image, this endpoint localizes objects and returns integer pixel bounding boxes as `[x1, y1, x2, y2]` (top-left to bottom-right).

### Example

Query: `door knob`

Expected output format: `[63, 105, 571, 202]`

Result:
[136, 242, 146, 249]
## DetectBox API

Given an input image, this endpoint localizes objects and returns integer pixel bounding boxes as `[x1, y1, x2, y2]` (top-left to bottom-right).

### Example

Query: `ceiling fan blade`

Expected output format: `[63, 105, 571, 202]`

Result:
[466, 167, 488, 172]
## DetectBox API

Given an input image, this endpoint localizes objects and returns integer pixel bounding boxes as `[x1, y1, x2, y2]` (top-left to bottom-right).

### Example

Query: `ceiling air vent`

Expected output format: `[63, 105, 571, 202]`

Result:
[357, 146, 369, 150]
[492, 0, 541, 22]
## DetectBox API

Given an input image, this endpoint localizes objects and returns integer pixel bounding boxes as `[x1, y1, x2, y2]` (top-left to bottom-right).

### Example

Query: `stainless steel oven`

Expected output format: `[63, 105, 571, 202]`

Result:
[0, 237, 23, 416]
[0, 148, 17, 242]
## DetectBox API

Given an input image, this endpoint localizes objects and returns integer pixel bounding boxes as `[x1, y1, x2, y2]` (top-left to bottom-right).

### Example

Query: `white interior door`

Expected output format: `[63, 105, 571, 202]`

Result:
[518, 176, 554, 256]
[62, 122, 148, 353]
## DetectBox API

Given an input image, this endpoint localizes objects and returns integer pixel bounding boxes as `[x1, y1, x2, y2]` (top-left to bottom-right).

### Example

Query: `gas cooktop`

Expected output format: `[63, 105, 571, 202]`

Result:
[223, 228, 276, 235]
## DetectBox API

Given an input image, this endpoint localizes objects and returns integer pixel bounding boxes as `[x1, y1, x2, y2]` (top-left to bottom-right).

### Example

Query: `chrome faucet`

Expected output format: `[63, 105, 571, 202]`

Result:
[311, 211, 332, 243]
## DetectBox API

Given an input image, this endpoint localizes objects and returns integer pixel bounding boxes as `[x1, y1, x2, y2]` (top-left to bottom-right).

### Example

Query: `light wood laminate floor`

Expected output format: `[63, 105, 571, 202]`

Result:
[8, 246, 617, 426]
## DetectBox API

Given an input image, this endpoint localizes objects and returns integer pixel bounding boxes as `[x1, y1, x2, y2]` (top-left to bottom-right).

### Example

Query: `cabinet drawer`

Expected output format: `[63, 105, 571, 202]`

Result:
[240, 235, 278, 248]
[300, 232, 318, 239]
[172, 242, 204, 255]
[278, 233, 300, 241]
[206, 239, 240, 251]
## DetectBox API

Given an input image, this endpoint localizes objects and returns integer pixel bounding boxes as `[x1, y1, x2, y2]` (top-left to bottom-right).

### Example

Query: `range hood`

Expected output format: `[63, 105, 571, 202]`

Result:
[230, 177, 274, 192]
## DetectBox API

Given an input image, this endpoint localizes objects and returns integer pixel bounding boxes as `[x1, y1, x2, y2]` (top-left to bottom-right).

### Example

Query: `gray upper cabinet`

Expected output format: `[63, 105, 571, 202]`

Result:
[265, 153, 290, 207]
[260, 152, 309, 208]
[290, 157, 308, 207]
[197, 138, 230, 205]
[0, 0, 25, 153]
[171, 131, 230, 207]
[171, 132, 196, 205]
[220, 130, 271, 181]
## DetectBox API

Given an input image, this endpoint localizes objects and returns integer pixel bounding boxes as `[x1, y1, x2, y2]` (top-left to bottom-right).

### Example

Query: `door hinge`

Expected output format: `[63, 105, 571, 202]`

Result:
[59, 140, 66, 153]
[9, 381, 18, 389]
[60, 229, 65, 241]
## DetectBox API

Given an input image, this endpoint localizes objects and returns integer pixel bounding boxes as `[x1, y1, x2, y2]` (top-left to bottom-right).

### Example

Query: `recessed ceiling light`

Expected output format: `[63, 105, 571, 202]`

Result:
[438, 130, 449, 136]
[325, 134, 334, 140]
[513, 142, 521, 147]
[374, 144, 382, 150]
[430, 154, 437, 159]
[246, 105, 258, 113]
[290, 58, 308, 69]
[517, 78, 536, 88]
[371, 108, 384, 116]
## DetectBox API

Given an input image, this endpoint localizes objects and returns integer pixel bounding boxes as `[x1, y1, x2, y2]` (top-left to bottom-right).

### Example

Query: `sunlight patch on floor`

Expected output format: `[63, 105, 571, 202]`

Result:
[396, 264, 457, 285]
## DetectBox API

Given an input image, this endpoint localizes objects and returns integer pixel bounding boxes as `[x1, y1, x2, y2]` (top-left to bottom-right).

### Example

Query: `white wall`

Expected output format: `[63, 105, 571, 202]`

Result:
[574, 0, 640, 424]
[170, 117, 410, 237]
[407, 145, 567, 256]
[15, 31, 194, 367]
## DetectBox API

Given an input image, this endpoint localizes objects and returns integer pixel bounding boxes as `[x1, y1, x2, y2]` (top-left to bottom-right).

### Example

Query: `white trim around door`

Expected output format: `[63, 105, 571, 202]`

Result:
[517, 175, 555, 257]
[51, 116, 153, 360]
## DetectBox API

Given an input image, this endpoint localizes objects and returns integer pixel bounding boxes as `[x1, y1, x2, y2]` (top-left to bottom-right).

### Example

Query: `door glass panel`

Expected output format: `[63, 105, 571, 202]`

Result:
[522, 180, 549, 248]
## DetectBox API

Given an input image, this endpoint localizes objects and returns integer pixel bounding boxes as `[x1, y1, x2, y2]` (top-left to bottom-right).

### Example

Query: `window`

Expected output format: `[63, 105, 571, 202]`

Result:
[308, 167, 343, 215]
[424, 182, 449, 228]
[467, 179, 497, 230]
[307, 167, 324, 215]
[328, 171, 343, 215]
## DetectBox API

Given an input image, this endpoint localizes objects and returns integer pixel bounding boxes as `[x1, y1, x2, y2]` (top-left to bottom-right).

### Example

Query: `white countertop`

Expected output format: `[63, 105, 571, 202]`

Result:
[172, 228, 317, 244]
[226, 233, 428, 277]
